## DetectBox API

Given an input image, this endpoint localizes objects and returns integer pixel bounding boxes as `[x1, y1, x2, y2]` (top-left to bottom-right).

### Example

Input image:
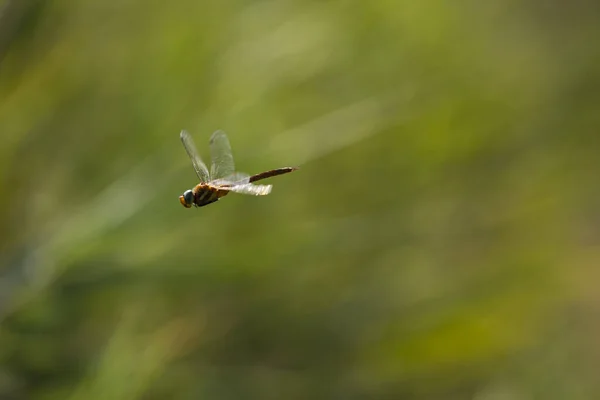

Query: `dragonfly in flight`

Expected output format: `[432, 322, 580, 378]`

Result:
[179, 130, 298, 208]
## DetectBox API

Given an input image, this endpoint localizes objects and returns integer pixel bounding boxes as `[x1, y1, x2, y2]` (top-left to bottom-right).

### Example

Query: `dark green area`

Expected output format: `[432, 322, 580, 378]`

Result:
[1, 1, 600, 399]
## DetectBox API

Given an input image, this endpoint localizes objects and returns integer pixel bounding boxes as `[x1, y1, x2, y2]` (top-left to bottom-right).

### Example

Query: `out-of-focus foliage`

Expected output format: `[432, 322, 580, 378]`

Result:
[1, 0, 600, 399]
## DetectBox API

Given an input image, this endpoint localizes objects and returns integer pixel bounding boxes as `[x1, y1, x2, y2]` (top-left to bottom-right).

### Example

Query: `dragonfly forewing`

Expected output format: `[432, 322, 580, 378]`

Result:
[180, 130, 210, 183]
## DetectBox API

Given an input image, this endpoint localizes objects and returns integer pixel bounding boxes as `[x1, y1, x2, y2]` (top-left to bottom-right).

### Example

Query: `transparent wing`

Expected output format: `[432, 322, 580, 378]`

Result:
[180, 130, 210, 183]
[209, 130, 236, 180]
[226, 183, 272, 196]
[211, 172, 250, 186]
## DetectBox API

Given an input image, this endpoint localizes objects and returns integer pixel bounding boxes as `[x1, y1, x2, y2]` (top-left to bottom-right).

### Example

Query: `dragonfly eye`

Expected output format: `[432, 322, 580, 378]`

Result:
[180, 190, 194, 208]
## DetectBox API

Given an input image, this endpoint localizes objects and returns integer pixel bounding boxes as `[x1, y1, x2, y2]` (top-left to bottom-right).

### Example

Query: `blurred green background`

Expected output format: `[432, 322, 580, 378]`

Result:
[1, 1, 600, 399]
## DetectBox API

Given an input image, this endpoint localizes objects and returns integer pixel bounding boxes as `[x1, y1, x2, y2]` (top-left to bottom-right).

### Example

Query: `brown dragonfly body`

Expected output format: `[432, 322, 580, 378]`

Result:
[189, 184, 231, 208]
[179, 130, 297, 208]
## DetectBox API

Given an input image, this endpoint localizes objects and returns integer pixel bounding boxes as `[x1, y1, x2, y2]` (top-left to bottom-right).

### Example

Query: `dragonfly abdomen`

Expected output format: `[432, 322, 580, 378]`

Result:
[249, 167, 298, 183]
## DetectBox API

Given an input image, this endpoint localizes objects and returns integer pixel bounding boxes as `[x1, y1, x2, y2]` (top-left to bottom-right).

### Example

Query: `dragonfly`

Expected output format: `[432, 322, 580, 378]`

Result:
[179, 130, 298, 208]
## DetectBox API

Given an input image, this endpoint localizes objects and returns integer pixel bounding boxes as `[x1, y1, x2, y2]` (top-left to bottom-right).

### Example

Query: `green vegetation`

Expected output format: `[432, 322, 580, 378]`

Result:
[1, 1, 600, 398]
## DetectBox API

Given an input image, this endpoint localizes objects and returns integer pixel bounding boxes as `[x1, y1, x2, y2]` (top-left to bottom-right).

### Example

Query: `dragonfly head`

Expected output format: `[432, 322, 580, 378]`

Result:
[179, 189, 194, 208]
